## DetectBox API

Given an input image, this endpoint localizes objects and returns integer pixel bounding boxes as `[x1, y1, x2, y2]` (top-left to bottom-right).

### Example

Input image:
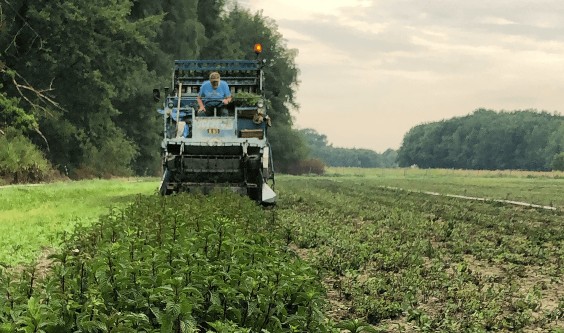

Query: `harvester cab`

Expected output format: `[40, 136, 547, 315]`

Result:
[154, 45, 276, 205]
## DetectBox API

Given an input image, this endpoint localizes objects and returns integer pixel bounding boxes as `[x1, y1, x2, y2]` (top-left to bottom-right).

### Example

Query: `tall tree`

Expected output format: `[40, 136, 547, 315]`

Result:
[197, 0, 233, 58]
[2, 0, 162, 175]
[219, 6, 304, 170]
[224, 7, 299, 125]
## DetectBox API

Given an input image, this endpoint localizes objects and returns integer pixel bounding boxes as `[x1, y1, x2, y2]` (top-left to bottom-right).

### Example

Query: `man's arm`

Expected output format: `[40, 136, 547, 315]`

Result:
[197, 95, 205, 111]
[222, 82, 232, 105]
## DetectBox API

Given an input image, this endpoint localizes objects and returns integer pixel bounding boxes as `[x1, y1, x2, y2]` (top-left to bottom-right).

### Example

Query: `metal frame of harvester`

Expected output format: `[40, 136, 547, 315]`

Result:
[154, 45, 276, 204]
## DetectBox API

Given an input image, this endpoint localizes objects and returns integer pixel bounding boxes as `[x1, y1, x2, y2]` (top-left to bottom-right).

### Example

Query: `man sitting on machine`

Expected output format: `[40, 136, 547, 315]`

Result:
[196, 72, 232, 116]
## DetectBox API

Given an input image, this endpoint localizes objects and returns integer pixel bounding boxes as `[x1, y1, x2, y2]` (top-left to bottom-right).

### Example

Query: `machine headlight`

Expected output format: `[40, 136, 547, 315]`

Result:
[168, 101, 174, 108]
[257, 100, 264, 108]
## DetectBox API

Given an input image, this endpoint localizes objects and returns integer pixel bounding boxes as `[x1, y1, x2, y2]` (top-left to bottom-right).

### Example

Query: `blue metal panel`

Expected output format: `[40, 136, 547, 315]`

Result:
[173, 60, 261, 87]
[174, 60, 260, 71]
[165, 97, 198, 108]
[157, 108, 192, 118]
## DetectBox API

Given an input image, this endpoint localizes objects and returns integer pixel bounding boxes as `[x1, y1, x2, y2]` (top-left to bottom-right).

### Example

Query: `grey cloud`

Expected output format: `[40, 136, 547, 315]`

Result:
[278, 18, 492, 74]
[278, 17, 423, 54]
[279, 0, 564, 49]
[275, 1, 564, 75]
[353, 0, 564, 41]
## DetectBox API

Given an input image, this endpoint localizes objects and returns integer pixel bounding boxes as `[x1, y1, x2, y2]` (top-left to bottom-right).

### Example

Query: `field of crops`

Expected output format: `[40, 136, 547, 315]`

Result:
[276, 176, 563, 332]
[0, 171, 562, 332]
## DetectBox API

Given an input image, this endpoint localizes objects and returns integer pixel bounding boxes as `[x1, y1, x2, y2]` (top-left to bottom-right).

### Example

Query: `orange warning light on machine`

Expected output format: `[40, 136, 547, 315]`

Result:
[254, 43, 263, 54]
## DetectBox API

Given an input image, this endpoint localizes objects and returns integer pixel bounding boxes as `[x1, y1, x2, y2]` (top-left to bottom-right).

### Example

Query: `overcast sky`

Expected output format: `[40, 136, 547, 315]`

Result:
[237, 0, 564, 152]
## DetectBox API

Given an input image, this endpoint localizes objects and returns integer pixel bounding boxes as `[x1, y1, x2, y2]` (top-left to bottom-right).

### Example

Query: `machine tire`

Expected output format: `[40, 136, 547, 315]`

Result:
[248, 171, 263, 203]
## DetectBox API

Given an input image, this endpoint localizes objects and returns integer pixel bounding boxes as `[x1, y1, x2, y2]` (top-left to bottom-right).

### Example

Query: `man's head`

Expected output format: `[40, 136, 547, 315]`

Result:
[209, 72, 220, 88]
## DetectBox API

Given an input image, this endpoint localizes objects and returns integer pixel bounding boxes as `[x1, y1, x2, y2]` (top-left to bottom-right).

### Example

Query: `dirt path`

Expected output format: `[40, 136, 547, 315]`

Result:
[382, 186, 559, 211]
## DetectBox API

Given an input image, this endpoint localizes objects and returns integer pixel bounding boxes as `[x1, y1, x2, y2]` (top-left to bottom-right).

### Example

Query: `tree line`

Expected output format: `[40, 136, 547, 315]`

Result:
[397, 109, 564, 171]
[298, 128, 398, 168]
[0, 0, 307, 181]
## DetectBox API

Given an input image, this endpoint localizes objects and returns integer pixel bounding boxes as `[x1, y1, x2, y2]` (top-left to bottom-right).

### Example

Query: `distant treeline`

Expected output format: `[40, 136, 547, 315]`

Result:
[397, 109, 564, 171]
[299, 129, 398, 168]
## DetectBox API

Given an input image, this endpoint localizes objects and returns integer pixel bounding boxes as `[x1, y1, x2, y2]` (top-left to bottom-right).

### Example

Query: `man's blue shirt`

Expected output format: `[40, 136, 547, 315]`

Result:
[199, 81, 231, 101]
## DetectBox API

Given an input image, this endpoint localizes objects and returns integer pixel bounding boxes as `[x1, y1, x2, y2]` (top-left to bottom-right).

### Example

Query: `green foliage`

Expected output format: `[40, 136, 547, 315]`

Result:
[2, 0, 162, 175]
[0, 127, 54, 184]
[0, 89, 38, 132]
[397, 109, 564, 170]
[299, 128, 398, 168]
[268, 125, 309, 172]
[338, 167, 564, 209]
[0, 192, 334, 332]
[75, 130, 139, 178]
[232, 92, 262, 106]
[276, 175, 564, 331]
[198, 0, 234, 59]
[2, 172, 564, 331]
[1, 0, 306, 178]
[551, 152, 564, 171]
[0, 178, 159, 265]
[223, 7, 301, 156]
[336, 319, 383, 333]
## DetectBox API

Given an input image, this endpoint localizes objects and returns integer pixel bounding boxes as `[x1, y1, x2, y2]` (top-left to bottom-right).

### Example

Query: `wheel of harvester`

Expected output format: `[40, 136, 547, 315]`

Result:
[247, 170, 263, 203]
[245, 155, 262, 203]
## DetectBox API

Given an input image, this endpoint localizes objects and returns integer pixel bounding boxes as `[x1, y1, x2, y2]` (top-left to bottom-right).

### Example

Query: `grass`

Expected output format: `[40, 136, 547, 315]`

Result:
[324, 167, 564, 209]
[0, 178, 159, 266]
